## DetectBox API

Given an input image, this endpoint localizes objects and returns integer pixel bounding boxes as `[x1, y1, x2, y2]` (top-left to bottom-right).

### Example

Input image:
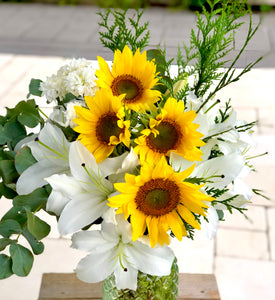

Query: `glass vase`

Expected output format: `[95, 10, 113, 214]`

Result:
[102, 259, 178, 300]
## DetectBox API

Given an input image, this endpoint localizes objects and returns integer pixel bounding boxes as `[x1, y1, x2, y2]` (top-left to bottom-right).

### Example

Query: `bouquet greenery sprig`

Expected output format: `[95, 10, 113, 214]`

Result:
[0, 0, 268, 290]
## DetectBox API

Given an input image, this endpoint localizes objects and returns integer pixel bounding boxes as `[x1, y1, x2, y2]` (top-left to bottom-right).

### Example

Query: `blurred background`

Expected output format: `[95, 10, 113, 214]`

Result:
[0, 0, 275, 299]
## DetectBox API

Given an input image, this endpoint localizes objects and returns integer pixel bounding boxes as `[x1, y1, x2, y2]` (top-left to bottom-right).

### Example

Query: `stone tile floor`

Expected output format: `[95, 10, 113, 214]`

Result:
[0, 3, 275, 300]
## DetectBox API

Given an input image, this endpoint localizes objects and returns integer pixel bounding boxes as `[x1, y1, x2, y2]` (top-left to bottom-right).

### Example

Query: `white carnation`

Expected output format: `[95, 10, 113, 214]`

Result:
[40, 58, 97, 103]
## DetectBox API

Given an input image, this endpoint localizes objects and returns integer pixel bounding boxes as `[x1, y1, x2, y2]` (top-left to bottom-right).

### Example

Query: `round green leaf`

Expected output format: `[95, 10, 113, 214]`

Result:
[15, 100, 43, 128]
[10, 244, 33, 277]
[0, 254, 13, 279]
[0, 219, 21, 238]
[22, 229, 44, 255]
[0, 238, 14, 251]
[15, 146, 37, 175]
[27, 211, 51, 241]
[28, 79, 43, 97]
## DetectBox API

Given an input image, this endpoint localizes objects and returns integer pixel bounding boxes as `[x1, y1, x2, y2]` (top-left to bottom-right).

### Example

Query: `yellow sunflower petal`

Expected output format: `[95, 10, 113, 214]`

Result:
[177, 204, 201, 230]
[131, 209, 147, 242]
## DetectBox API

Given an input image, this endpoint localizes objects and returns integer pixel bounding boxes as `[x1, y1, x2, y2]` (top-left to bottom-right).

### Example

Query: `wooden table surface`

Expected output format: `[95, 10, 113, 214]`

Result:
[38, 273, 221, 300]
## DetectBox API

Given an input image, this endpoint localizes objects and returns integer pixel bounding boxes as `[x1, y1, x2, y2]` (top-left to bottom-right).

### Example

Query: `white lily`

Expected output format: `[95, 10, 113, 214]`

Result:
[16, 123, 70, 195]
[45, 142, 138, 235]
[171, 151, 245, 190]
[71, 215, 175, 290]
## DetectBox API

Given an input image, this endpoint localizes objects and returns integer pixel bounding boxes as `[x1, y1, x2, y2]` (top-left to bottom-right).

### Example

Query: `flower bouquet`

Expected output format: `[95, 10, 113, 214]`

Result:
[0, 0, 269, 298]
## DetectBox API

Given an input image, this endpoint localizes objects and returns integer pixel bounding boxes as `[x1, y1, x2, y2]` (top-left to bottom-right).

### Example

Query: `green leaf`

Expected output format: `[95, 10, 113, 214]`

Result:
[0, 238, 14, 251]
[217, 209, 224, 220]
[0, 254, 13, 279]
[63, 92, 76, 103]
[14, 146, 37, 175]
[4, 120, 26, 149]
[22, 229, 44, 255]
[0, 220, 21, 238]
[10, 243, 33, 277]
[0, 115, 6, 126]
[0, 124, 9, 145]
[15, 100, 43, 128]
[28, 79, 42, 97]
[27, 211, 50, 241]
[0, 182, 17, 199]
[0, 160, 19, 184]
[147, 49, 166, 75]
[1, 206, 27, 226]
[13, 187, 49, 212]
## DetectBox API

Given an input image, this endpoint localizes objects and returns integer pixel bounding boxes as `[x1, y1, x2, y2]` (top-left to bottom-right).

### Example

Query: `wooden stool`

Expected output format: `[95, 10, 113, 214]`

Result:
[38, 273, 220, 300]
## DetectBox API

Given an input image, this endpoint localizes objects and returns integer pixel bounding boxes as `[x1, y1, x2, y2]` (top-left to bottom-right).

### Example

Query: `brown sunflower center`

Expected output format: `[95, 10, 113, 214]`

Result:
[96, 113, 122, 145]
[146, 120, 182, 153]
[135, 178, 180, 216]
[111, 75, 144, 103]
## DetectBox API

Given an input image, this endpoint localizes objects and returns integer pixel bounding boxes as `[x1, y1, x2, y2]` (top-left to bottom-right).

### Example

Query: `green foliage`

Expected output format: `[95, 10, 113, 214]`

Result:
[28, 79, 43, 98]
[9, 244, 33, 277]
[0, 100, 50, 279]
[26, 211, 51, 241]
[98, 9, 150, 53]
[0, 254, 13, 279]
[14, 146, 37, 175]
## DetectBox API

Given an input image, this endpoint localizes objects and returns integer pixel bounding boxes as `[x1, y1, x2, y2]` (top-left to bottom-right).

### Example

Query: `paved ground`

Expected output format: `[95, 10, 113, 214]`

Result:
[0, 3, 275, 66]
[0, 3, 275, 300]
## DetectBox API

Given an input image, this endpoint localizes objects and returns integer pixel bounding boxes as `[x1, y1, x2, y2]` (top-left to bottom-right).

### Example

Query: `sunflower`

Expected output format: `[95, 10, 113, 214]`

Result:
[73, 89, 130, 163]
[134, 97, 205, 162]
[108, 157, 214, 248]
[95, 45, 161, 112]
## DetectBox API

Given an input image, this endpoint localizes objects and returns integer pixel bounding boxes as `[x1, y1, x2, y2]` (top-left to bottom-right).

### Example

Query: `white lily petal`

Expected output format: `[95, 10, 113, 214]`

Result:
[45, 174, 83, 198]
[14, 134, 38, 153]
[194, 152, 245, 189]
[101, 222, 121, 244]
[99, 152, 129, 177]
[16, 160, 66, 195]
[115, 215, 132, 244]
[114, 262, 138, 291]
[233, 178, 253, 201]
[124, 242, 174, 276]
[75, 249, 115, 283]
[169, 152, 193, 173]
[46, 190, 70, 216]
[200, 205, 219, 239]
[72, 230, 117, 252]
[29, 123, 69, 164]
[58, 194, 108, 235]
[69, 142, 113, 193]
[69, 141, 99, 180]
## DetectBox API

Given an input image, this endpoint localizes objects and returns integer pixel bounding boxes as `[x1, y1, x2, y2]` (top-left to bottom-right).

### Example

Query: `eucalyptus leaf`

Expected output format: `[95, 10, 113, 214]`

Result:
[15, 100, 43, 128]
[10, 243, 33, 277]
[28, 79, 43, 97]
[1, 206, 27, 226]
[0, 182, 17, 199]
[4, 120, 26, 149]
[13, 187, 49, 212]
[22, 228, 44, 255]
[0, 219, 21, 238]
[0, 254, 13, 279]
[0, 124, 9, 145]
[15, 146, 37, 175]
[0, 160, 19, 184]
[0, 238, 14, 251]
[27, 211, 50, 241]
